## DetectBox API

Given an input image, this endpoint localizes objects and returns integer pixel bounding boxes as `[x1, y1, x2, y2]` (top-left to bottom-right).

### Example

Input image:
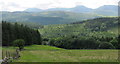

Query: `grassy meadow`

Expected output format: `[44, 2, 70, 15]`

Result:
[3, 45, 119, 62]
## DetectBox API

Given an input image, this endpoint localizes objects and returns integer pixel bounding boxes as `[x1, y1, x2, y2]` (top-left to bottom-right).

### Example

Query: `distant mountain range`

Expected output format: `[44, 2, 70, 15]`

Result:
[1, 11, 102, 25]
[1, 5, 118, 25]
[24, 5, 118, 16]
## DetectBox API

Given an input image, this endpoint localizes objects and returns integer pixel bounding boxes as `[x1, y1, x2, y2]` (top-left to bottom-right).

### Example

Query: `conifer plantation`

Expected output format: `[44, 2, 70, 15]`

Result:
[2, 21, 42, 46]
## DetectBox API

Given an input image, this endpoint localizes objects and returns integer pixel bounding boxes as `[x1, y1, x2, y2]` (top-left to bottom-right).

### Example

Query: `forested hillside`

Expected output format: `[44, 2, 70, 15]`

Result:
[72, 17, 119, 31]
[2, 21, 42, 46]
[40, 17, 119, 38]
[39, 17, 119, 49]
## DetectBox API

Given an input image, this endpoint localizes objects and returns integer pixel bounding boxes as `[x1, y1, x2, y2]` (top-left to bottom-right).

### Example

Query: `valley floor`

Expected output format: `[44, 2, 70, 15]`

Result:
[2, 45, 119, 62]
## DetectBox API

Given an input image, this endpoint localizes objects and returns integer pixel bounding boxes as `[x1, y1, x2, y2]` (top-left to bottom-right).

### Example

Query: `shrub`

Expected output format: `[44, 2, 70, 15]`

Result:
[13, 39, 25, 51]
[98, 42, 115, 49]
[49, 39, 55, 46]
[110, 38, 119, 49]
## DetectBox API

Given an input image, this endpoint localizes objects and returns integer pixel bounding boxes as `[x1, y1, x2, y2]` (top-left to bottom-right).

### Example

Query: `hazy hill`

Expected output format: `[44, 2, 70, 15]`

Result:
[24, 8, 43, 12]
[69, 5, 93, 13]
[93, 5, 118, 16]
[1, 5, 118, 25]
[2, 11, 102, 25]
[24, 5, 118, 16]
[45, 5, 93, 13]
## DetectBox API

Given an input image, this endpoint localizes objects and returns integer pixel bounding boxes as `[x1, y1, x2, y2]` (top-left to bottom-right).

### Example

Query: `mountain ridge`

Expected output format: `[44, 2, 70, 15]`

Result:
[22, 5, 118, 16]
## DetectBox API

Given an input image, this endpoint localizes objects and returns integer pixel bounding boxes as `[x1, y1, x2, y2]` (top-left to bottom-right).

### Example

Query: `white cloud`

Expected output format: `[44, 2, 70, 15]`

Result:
[0, 0, 119, 11]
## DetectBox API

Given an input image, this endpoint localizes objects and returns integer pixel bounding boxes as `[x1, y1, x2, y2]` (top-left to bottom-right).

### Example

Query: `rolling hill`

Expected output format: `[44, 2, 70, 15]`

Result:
[1, 5, 118, 25]
[39, 17, 119, 38]
[24, 5, 118, 16]
[24, 8, 43, 12]
[93, 5, 118, 16]
[2, 11, 102, 25]
[45, 5, 93, 13]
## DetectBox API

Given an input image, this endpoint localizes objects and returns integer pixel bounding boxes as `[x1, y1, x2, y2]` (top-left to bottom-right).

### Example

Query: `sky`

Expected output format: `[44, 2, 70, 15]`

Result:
[0, 0, 119, 12]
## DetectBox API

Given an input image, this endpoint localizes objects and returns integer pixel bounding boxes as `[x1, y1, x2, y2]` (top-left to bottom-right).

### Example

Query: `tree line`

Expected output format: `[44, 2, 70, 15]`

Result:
[2, 21, 42, 46]
[48, 35, 119, 49]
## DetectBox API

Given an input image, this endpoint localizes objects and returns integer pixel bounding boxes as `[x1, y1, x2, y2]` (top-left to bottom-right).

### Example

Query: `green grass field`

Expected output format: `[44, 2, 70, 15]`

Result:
[2, 45, 119, 62]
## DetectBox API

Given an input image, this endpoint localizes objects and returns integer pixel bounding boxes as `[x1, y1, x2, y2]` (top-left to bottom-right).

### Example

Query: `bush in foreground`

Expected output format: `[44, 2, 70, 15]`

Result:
[13, 39, 25, 51]
[98, 42, 115, 49]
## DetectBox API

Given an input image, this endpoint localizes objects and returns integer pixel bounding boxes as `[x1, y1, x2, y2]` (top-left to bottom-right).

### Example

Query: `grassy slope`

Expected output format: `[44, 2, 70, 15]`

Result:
[3, 45, 118, 62]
